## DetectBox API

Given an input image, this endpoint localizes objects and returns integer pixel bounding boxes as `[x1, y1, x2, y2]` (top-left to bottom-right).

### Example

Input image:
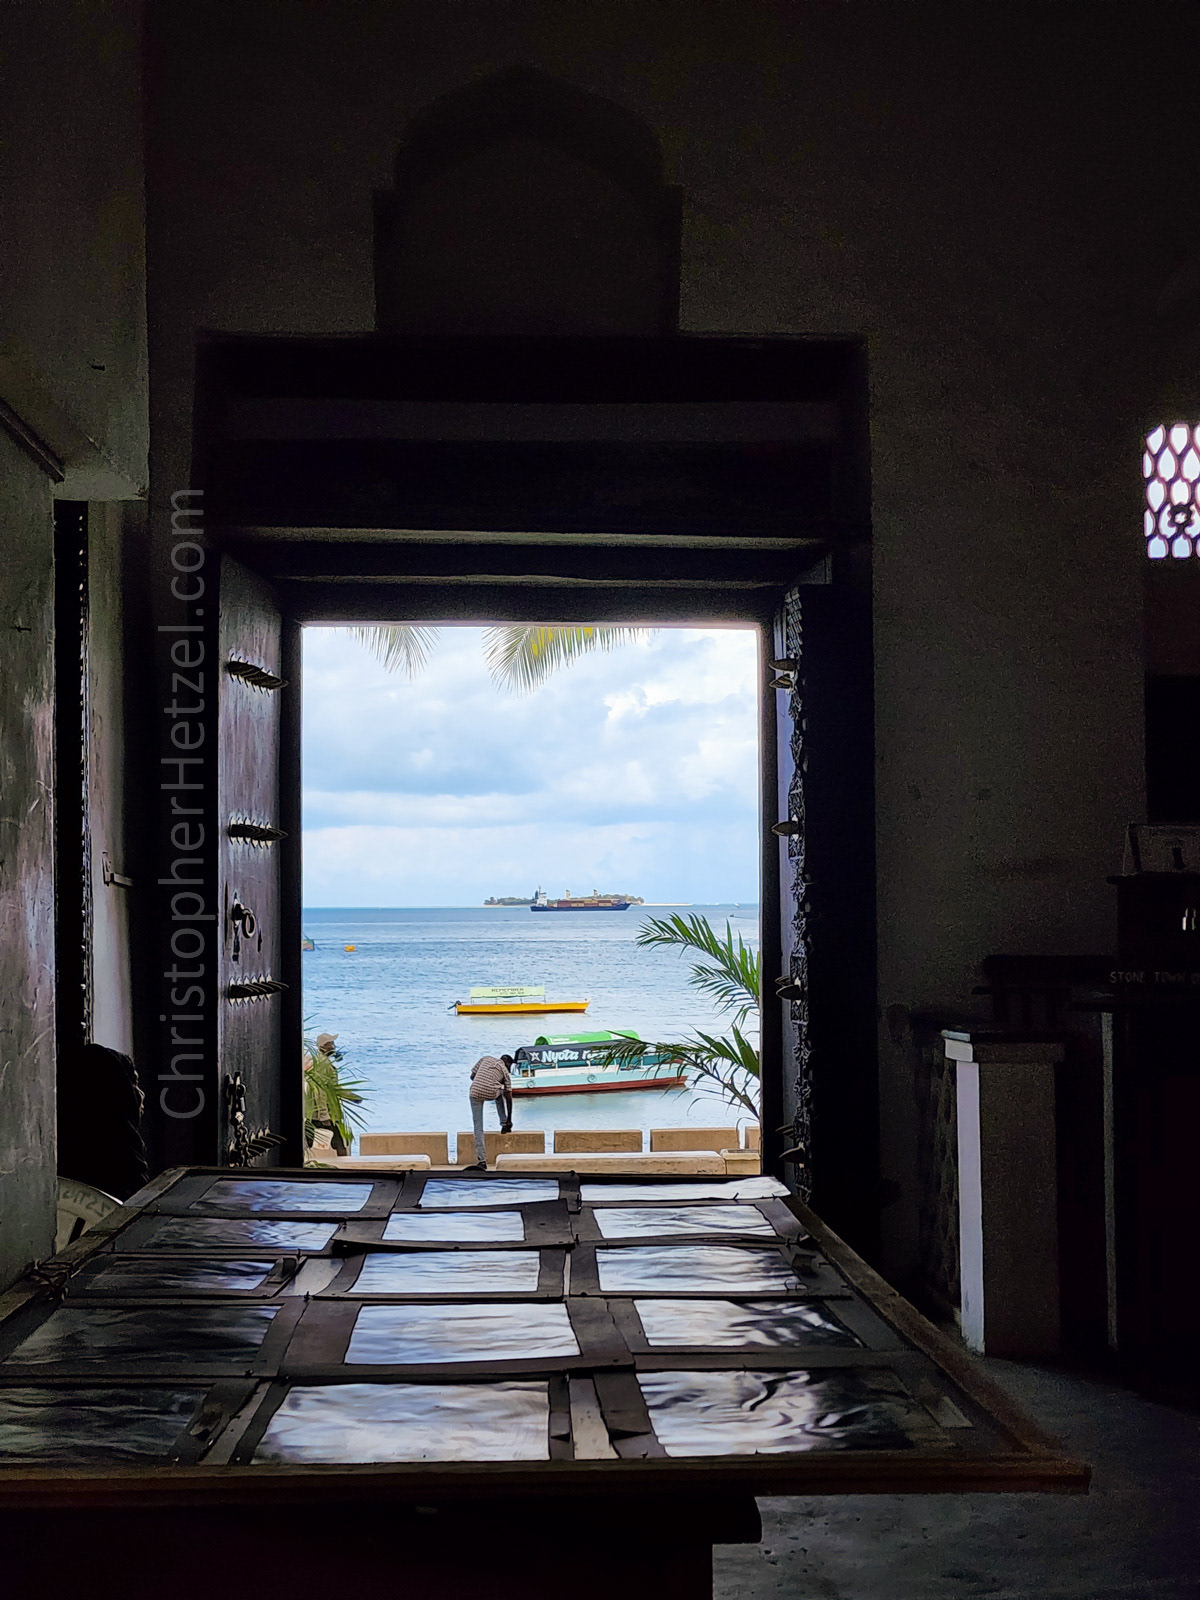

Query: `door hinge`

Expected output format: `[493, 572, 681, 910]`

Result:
[223, 1071, 287, 1167]
[101, 851, 133, 887]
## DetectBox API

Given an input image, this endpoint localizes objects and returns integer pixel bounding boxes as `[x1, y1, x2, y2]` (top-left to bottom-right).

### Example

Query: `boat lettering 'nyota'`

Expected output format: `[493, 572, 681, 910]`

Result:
[511, 1031, 685, 1096]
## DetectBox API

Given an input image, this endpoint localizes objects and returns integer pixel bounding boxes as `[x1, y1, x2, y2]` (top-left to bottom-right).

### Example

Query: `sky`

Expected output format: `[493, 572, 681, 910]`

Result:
[301, 624, 761, 907]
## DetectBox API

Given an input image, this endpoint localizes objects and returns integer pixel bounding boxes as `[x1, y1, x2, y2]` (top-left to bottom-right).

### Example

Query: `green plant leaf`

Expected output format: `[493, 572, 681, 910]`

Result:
[347, 623, 655, 694]
[481, 625, 648, 694]
[594, 1027, 759, 1117]
[350, 625, 441, 677]
[303, 1048, 370, 1146]
[635, 913, 760, 1025]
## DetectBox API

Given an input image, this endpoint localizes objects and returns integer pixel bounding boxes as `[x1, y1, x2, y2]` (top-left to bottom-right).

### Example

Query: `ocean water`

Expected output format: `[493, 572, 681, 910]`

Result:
[301, 905, 760, 1143]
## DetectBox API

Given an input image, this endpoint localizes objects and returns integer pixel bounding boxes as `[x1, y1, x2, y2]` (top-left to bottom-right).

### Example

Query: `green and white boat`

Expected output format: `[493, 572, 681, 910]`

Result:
[510, 1031, 686, 1096]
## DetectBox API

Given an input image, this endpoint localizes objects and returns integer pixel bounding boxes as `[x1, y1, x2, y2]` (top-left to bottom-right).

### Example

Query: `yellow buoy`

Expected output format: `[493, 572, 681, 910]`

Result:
[344, 944, 356, 952]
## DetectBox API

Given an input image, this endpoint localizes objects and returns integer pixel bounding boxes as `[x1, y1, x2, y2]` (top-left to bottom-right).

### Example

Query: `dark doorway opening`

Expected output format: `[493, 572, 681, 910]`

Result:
[149, 333, 879, 1253]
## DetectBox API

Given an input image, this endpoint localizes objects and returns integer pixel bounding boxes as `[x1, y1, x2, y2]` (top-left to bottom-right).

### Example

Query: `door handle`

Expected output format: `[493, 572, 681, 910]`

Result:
[229, 899, 259, 961]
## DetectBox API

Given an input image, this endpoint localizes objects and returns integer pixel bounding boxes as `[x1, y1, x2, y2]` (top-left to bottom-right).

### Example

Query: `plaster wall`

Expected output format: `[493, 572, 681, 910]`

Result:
[145, 1, 1176, 1271]
[0, 430, 56, 1287]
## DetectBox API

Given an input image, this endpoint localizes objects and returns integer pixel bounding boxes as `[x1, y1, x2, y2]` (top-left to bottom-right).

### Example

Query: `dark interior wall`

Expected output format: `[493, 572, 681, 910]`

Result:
[0, 0, 147, 494]
[0, 430, 57, 1286]
[0, 0, 148, 1286]
[1144, 561, 1200, 822]
[144, 1, 1179, 1274]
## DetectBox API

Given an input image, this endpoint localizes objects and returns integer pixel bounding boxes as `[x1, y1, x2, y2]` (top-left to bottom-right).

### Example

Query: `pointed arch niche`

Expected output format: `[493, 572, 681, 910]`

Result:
[373, 66, 682, 337]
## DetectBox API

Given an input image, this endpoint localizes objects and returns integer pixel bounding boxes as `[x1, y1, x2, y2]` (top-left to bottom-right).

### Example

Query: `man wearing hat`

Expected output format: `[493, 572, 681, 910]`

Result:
[306, 1033, 350, 1155]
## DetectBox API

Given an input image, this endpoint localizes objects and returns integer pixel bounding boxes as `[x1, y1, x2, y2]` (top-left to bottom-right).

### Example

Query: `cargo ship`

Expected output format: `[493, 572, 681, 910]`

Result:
[530, 886, 633, 912]
[510, 1031, 686, 1095]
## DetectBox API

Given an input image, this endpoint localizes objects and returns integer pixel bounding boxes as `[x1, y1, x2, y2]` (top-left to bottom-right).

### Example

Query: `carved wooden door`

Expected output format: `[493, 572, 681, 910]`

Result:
[216, 556, 289, 1164]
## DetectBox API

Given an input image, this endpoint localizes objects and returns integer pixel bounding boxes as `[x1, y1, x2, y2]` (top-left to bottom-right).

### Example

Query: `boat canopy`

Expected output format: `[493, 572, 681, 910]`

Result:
[468, 985, 545, 1000]
[532, 1029, 640, 1046]
[515, 1031, 654, 1068]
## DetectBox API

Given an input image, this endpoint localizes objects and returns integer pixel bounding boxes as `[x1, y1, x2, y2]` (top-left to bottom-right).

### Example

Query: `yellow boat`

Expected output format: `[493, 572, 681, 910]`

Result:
[453, 985, 590, 1016]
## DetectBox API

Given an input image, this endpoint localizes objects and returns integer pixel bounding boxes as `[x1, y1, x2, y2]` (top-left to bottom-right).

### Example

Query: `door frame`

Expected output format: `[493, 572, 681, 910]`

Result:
[148, 333, 877, 1247]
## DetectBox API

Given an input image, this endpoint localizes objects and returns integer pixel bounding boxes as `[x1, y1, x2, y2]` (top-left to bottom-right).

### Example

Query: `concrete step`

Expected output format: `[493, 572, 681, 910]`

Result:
[455, 1130, 545, 1164]
[306, 1153, 432, 1170]
[554, 1129, 642, 1153]
[494, 1150, 728, 1175]
[651, 1126, 740, 1153]
[358, 1133, 448, 1163]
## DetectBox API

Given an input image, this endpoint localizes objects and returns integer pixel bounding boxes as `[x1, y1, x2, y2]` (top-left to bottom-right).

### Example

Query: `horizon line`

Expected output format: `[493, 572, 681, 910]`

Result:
[300, 900, 761, 910]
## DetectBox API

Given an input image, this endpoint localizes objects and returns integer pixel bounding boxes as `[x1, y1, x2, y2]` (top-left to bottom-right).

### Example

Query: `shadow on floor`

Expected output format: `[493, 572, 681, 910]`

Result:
[715, 1360, 1200, 1599]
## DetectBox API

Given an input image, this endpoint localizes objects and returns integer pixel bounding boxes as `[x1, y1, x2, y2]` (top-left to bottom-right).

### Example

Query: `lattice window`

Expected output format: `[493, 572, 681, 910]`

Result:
[1144, 423, 1200, 558]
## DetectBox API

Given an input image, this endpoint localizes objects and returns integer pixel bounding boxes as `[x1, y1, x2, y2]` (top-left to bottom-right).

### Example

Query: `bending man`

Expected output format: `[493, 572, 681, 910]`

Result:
[466, 1052, 513, 1171]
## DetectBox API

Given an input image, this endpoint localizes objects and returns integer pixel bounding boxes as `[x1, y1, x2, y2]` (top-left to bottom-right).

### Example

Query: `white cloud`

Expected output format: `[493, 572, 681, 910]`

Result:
[302, 625, 760, 905]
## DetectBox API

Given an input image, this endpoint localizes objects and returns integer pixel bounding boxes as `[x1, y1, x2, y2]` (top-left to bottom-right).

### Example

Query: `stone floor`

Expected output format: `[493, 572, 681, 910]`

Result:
[715, 1360, 1200, 1599]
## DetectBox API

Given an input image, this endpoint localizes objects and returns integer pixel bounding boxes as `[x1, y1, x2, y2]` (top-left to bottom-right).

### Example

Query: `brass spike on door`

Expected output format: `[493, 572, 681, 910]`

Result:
[226, 978, 288, 1000]
[227, 821, 288, 843]
[225, 658, 287, 691]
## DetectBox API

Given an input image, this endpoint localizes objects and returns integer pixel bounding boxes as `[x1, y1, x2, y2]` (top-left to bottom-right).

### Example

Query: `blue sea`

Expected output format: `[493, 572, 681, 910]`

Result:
[301, 905, 760, 1144]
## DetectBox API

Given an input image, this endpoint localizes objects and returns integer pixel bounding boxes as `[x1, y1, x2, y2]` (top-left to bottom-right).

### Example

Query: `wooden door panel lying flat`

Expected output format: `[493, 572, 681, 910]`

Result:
[0, 1168, 1088, 1505]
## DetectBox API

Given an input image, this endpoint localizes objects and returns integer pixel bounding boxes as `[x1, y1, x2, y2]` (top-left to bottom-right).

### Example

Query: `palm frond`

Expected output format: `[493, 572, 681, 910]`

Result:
[303, 1047, 370, 1146]
[665, 1026, 760, 1116]
[482, 625, 647, 694]
[636, 913, 760, 1023]
[593, 1027, 759, 1117]
[350, 625, 441, 678]
[688, 1024, 761, 1083]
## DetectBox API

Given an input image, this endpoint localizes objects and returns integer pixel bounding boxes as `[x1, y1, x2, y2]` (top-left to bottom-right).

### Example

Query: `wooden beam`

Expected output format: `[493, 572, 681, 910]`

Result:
[201, 332, 862, 404]
[0, 396, 65, 482]
[279, 581, 781, 625]
[223, 538, 830, 588]
[222, 526, 837, 549]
